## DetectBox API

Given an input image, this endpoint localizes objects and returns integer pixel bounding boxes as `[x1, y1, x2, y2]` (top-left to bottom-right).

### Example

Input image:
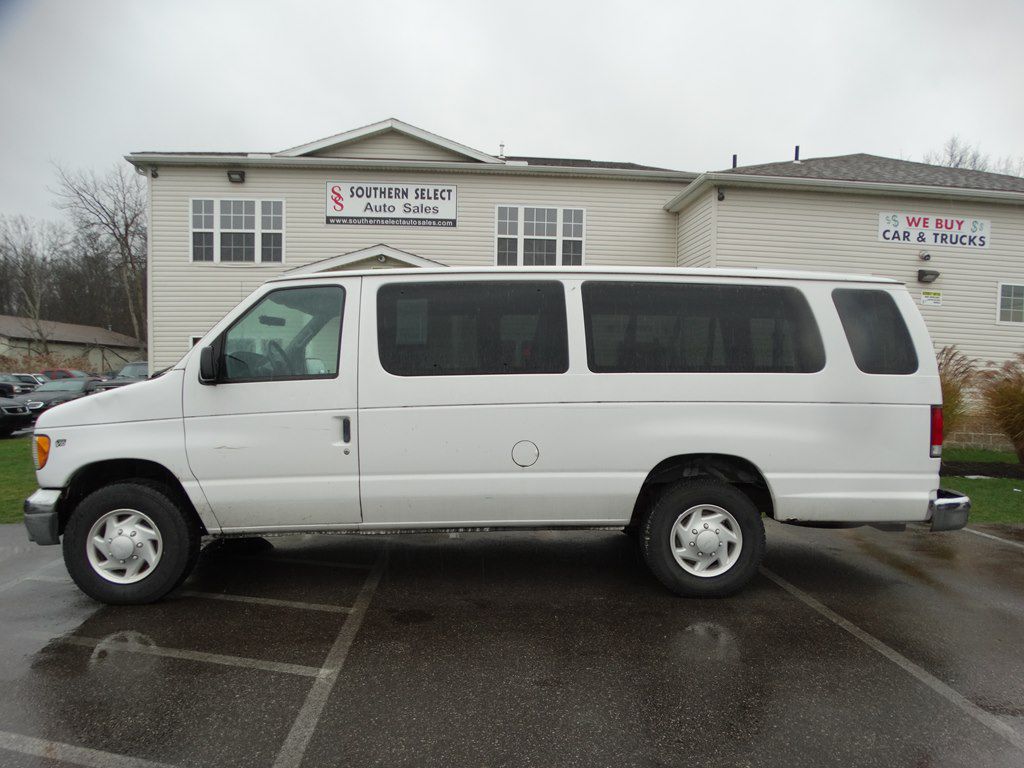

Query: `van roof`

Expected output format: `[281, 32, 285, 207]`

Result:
[267, 266, 900, 285]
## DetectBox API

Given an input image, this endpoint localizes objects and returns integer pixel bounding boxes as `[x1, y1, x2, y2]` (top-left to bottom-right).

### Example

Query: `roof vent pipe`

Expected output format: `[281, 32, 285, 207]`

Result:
[498, 142, 505, 159]
[732, 154, 737, 169]
[794, 145, 800, 162]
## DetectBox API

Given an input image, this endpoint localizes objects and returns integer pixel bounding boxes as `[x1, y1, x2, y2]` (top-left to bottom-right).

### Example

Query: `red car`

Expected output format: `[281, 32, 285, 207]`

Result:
[39, 369, 90, 380]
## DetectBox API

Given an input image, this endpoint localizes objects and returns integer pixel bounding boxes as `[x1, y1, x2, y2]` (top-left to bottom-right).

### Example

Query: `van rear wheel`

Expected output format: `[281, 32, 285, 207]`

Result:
[640, 479, 765, 598]
[63, 481, 200, 605]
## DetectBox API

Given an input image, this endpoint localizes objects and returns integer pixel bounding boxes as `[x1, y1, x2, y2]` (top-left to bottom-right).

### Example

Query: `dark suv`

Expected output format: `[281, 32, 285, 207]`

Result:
[0, 374, 35, 398]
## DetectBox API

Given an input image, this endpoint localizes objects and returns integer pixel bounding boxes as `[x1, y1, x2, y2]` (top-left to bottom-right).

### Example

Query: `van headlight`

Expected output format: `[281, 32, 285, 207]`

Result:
[33, 435, 50, 470]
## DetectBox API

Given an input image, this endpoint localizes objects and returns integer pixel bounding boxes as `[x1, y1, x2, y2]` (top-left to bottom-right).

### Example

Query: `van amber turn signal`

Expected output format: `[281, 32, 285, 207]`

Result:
[33, 435, 50, 470]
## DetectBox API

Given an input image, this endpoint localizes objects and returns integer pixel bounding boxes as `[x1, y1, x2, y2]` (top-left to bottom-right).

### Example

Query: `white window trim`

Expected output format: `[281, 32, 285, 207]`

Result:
[189, 197, 286, 264]
[996, 281, 1024, 325]
[189, 334, 205, 347]
[493, 204, 586, 267]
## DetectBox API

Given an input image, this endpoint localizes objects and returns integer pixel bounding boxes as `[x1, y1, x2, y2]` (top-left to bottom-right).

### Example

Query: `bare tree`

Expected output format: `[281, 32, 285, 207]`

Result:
[55, 164, 147, 349]
[993, 155, 1024, 177]
[924, 135, 1024, 177]
[0, 216, 67, 355]
[923, 135, 990, 170]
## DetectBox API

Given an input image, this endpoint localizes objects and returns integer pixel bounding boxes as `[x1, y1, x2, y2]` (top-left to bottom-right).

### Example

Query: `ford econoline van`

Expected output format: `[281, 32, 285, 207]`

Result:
[23, 267, 970, 604]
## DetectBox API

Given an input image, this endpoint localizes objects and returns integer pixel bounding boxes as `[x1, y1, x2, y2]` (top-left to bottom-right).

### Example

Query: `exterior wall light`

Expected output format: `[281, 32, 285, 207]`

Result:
[227, 170, 246, 183]
[917, 269, 940, 284]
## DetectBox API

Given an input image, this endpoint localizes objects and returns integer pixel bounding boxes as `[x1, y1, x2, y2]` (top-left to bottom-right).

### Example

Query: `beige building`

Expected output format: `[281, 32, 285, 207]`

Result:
[0, 315, 142, 371]
[128, 119, 1024, 374]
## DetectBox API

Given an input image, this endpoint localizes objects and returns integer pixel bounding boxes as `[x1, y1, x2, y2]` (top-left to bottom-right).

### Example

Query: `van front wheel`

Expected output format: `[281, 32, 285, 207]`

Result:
[640, 479, 765, 598]
[63, 481, 200, 605]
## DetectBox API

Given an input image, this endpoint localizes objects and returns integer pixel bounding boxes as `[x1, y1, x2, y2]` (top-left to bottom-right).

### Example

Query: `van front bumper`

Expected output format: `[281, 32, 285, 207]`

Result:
[23, 489, 62, 545]
[929, 488, 971, 532]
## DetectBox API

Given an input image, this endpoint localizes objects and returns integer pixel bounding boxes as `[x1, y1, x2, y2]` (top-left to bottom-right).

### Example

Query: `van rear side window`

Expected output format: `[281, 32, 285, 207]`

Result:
[377, 281, 569, 376]
[582, 281, 825, 373]
[832, 289, 918, 375]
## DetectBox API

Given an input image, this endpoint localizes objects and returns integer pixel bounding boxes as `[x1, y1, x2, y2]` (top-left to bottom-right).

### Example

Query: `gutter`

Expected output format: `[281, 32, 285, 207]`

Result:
[124, 153, 697, 183]
[664, 172, 1024, 212]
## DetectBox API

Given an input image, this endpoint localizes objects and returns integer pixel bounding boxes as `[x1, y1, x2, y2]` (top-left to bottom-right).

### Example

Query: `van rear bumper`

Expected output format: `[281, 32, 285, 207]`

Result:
[23, 489, 62, 545]
[929, 488, 971, 532]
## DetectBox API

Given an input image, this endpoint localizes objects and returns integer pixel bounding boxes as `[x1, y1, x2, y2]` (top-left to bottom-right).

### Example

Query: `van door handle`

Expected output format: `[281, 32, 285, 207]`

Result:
[341, 416, 351, 443]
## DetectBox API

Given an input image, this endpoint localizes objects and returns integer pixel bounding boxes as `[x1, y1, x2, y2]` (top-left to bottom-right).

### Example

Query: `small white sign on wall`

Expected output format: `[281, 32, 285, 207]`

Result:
[879, 212, 990, 249]
[920, 290, 942, 307]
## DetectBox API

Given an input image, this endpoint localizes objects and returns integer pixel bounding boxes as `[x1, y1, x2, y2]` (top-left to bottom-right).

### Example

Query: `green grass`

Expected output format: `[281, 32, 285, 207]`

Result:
[0, 437, 35, 524]
[943, 476, 1024, 525]
[943, 446, 1019, 464]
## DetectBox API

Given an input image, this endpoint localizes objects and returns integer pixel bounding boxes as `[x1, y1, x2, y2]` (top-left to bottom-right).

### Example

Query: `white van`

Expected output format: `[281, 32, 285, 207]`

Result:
[23, 267, 969, 604]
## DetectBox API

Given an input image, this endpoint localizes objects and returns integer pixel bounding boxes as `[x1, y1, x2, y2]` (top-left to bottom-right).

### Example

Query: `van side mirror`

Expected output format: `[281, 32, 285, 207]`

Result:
[199, 346, 219, 384]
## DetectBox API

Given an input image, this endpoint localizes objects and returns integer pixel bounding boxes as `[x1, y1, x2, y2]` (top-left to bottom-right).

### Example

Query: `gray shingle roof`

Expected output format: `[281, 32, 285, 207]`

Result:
[503, 156, 680, 172]
[720, 153, 1024, 194]
[0, 315, 142, 348]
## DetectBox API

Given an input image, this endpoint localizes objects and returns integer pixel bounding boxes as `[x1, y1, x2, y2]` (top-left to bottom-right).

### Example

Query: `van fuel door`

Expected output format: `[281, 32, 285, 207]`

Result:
[512, 440, 539, 468]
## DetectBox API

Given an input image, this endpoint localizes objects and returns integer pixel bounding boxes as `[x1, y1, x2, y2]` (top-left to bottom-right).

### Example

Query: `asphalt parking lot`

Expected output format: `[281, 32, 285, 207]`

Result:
[0, 521, 1022, 768]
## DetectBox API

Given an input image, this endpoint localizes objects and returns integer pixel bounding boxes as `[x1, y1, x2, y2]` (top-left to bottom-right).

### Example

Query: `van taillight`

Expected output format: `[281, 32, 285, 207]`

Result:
[930, 405, 943, 458]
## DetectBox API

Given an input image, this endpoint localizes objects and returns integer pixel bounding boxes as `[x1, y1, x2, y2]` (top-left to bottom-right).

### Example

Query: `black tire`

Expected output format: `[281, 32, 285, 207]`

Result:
[640, 479, 765, 598]
[62, 481, 200, 605]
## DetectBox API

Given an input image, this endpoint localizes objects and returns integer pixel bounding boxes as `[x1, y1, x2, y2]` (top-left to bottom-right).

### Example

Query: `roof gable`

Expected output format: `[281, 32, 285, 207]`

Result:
[276, 119, 501, 164]
[283, 245, 446, 275]
[721, 153, 1024, 194]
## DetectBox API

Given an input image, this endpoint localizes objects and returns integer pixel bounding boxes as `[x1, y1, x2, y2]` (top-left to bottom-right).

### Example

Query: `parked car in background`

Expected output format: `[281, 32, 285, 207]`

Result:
[0, 396, 33, 437]
[15, 377, 106, 417]
[13, 373, 47, 388]
[0, 373, 35, 397]
[114, 361, 149, 380]
[40, 369, 90, 380]
[91, 379, 134, 393]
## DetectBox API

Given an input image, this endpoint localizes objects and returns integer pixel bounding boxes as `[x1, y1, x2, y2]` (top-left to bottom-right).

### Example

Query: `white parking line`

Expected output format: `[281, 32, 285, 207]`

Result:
[272, 553, 385, 768]
[964, 527, 1024, 552]
[761, 566, 1024, 754]
[26, 573, 71, 584]
[0, 557, 63, 594]
[45, 633, 325, 679]
[0, 728, 178, 768]
[178, 590, 350, 614]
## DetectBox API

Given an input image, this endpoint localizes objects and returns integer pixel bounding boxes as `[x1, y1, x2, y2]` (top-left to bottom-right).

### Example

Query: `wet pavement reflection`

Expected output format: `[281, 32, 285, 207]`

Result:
[0, 522, 1021, 767]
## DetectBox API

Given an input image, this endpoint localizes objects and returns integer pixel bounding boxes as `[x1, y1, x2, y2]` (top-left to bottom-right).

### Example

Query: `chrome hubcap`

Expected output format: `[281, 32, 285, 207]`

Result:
[670, 504, 742, 578]
[86, 509, 163, 584]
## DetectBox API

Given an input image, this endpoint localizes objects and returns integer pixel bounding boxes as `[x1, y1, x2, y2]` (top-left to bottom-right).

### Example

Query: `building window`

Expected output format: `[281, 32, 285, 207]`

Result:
[190, 198, 285, 264]
[494, 206, 585, 266]
[261, 201, 283, 263]
[191, 200, 214, 262]
[999, 283, 1024, 323]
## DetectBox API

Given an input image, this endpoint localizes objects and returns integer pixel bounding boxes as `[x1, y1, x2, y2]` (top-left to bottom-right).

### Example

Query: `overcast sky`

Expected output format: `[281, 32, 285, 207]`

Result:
[1, 0, 1022, 219]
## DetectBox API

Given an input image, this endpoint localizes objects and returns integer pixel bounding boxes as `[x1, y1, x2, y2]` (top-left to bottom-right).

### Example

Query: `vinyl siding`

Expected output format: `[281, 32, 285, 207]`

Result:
[712, 186, 1024, 364]
[150, 166, 684, 367]
[311, 131, 470, 161]
[676, 188, 715, 267]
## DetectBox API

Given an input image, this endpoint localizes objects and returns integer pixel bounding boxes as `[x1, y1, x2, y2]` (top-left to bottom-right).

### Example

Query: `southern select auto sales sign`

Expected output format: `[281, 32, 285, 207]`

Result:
[326, 181, 457, 227]
[878, 211, 990, 249]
